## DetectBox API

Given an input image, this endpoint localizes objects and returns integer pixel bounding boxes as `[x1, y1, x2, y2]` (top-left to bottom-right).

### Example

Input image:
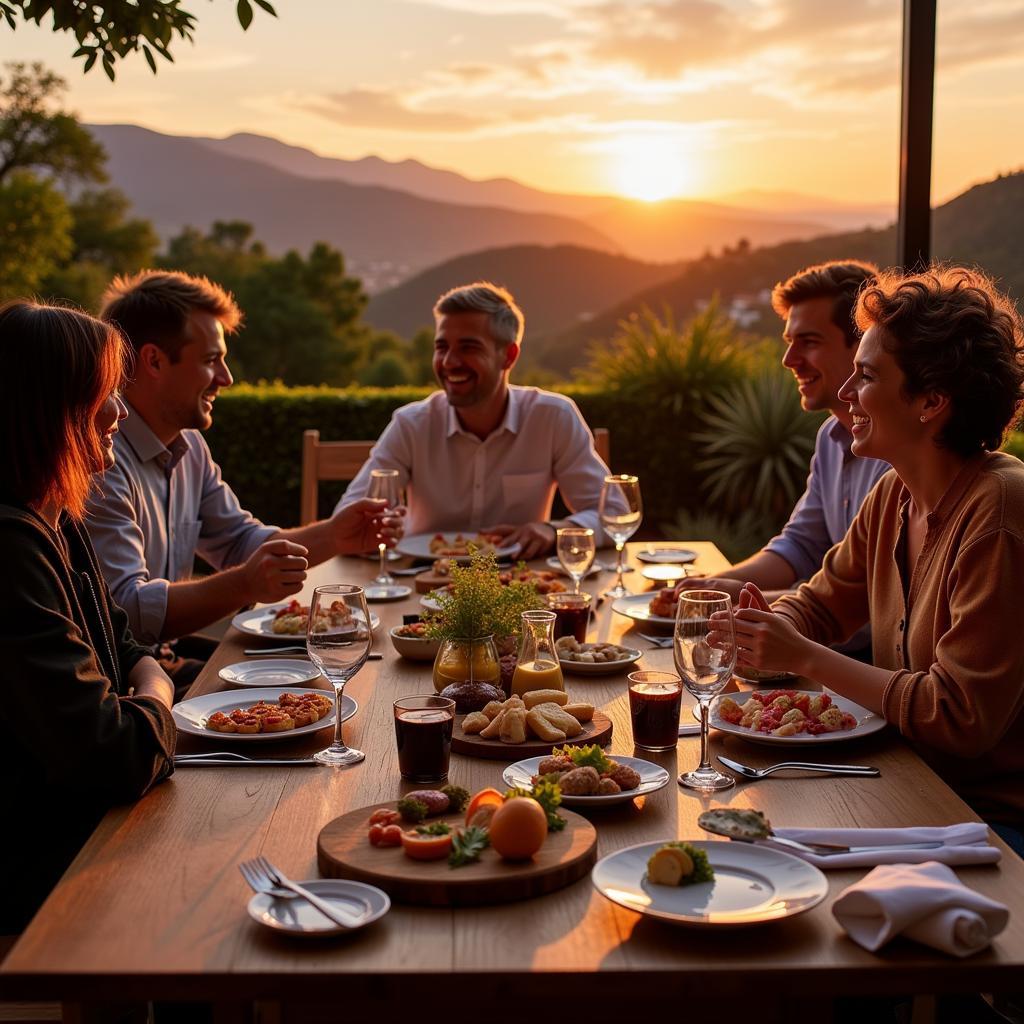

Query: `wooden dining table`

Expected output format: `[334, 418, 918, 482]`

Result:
[3, 542, 1024, 1024]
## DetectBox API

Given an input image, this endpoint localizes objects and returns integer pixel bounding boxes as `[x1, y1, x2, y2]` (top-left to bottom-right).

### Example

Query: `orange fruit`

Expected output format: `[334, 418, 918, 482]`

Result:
[488, 797, 548, 860]
[465, 788, 505, 827]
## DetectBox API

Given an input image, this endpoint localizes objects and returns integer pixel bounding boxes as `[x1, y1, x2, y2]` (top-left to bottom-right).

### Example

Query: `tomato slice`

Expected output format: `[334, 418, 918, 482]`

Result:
[401, 830, 453, 861]
[368, 808, 401, 826]
[465, 788, 505, 827]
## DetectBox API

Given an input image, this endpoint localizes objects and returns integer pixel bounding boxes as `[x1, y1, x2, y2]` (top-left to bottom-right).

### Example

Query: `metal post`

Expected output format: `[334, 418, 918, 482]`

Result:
[898, 0, 937, 271]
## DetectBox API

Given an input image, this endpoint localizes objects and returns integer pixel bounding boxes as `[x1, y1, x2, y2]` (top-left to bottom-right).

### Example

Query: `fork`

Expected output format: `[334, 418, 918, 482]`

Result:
[637, 632, 673, 648]
[238, 857, 362, 928]
[717, 754, 880, 780]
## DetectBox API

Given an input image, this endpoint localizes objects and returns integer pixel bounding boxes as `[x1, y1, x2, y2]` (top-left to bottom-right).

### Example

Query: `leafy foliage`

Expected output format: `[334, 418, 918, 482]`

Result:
[0, 2, 276, 80]
[0, 171, 72, 296]
[661, 507, 774, 564]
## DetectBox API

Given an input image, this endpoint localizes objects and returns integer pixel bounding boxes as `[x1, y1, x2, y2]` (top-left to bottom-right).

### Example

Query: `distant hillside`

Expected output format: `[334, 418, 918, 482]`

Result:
[365, 244, 685, 340]
[546, 170, 1024, 374]
[87, 124, 618, 288]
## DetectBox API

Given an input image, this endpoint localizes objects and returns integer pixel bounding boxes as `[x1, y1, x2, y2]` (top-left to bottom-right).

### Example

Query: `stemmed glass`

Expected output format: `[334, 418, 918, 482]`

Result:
[367, 469, 401, 586]
[556, 527, 595, 595]
[599, 474, 642, 598]
[674, 590, 736, 792]
[306, 584, 372, 767]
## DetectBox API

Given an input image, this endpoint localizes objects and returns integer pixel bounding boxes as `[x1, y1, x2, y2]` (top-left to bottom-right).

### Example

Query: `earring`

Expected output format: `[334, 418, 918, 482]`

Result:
[920, 415, 927, 423]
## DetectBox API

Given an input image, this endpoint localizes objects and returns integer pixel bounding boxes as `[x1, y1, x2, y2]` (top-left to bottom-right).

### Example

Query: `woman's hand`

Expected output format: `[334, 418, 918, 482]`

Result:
[709, 583, 813, 675]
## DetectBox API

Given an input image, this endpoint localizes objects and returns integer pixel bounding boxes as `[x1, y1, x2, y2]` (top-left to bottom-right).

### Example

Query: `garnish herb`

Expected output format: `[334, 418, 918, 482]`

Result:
[553, 743, 613, 775]
[416, 821, 453, 836]
[449, 826, 490, 868]
[397, 797, 429, 823]
[505, 779, 567, 832]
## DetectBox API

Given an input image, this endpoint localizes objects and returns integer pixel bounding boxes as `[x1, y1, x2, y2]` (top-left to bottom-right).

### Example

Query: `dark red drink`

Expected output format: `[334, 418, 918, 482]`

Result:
[394, 697, 454, 782]
[548, 593, 591, 643]
[628, 673, 682, 751]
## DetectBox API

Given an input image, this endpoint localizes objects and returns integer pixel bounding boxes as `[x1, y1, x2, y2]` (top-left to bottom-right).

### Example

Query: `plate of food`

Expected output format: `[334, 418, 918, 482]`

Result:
[591, 839, 827, 927]
[231, 601, 380, 638]
[172, 686, 355, 741]
[635, 547, 698, 565]
[503, 751, 669, 806]
[396, 531, 520, 562]
[611, 591, 677, 629]
[218, 659, 322, 688]
[555, 636, 642, 675]
[389, 623, 442, 662]
[419, 588, 448, 613]
[698, 689, 885, 745]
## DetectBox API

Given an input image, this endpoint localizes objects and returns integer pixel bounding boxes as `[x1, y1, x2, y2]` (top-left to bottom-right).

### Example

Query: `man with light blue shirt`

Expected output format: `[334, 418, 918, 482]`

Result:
[679, 260, 888, 656]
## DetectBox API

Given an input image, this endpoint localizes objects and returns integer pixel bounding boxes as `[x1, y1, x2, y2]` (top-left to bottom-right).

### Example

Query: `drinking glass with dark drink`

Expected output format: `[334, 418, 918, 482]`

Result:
[628, 670, 682, 751]
[394, 695, 455, 783]
[547, 592, 592, 643]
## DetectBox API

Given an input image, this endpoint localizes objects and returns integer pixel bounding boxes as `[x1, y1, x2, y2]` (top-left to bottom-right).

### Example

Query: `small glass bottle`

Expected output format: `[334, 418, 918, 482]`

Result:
[511, 610, 565, 697]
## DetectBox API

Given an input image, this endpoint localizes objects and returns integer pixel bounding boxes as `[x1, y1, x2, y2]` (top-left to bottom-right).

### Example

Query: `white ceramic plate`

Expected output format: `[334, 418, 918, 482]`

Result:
[389, 627, 442, 662]
[559, 648, 642, 676]
[611, 592, 675, 629]
[396, 531, 521, 563]
[503, 755, 670, 806]
[363, 584, 413, 602]
[231, 605, 380, 638]
[591, 840, 827, 927]
[695, 689, 885, 746]
[218, 659, 321, 688]
[172, 686, 356, 741]
[544, 557, 602, 579]
[635, 547, 698, 565]
[419, 587, 449, 613]
[247, 879, 390, 937]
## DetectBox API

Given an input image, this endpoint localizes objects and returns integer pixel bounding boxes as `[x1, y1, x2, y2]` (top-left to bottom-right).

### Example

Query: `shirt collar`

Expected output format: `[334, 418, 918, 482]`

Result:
[120, 402, 189, 472]
[894, 452, 989, 528]
[826, 415, 854, 454]
[444, 386, 521, 439]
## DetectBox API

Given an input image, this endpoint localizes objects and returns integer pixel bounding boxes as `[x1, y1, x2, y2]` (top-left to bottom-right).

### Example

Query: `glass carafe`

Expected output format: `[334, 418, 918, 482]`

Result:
[511, 610, 565, 697]
[432, 635, 501, 694]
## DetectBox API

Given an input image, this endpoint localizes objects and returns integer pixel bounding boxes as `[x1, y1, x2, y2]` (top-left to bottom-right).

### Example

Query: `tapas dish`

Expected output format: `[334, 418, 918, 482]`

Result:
[231, 604, 380, 638]
[503, 751, 670, 806]
[397, 532, 521, 563]
[555, 636, 642, 676]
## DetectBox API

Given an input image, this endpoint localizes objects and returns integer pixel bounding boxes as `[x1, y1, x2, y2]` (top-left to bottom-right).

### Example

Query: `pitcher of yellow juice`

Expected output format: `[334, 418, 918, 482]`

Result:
[511, 609, 564, 697]
[432, 635, 501, 694]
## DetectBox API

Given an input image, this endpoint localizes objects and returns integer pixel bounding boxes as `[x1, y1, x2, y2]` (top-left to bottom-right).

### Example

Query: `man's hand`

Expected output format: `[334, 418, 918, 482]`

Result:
[675, 575, 743, 602]
[241, 538, 308, 603]
[484, 522, 556, 560]
[707, 582, 810, 675]
[331, 498, 406, 555]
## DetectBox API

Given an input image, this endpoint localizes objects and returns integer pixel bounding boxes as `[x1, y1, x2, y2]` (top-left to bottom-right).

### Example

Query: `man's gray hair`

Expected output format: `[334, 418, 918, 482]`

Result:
[433, 282, 525, 347]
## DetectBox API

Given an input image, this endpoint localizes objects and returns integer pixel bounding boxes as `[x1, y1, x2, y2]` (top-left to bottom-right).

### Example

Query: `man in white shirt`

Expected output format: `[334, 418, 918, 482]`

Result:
[338, 282, 610, 558]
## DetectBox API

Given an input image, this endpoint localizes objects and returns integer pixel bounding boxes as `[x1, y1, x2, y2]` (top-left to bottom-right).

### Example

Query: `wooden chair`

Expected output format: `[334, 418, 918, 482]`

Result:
[593, 427, 610, 467]
[300, 430, 374, 525]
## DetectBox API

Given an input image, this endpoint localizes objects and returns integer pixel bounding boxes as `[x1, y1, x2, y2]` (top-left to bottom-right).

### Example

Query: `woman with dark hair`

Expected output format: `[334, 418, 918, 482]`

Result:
[0, 301, 175, 932]
[718, 267, 1024, 851]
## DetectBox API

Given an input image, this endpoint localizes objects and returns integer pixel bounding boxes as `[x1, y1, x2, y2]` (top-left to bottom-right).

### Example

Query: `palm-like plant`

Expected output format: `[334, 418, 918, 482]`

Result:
[661, 507, 772, 565]
[692, 364, 825, 526]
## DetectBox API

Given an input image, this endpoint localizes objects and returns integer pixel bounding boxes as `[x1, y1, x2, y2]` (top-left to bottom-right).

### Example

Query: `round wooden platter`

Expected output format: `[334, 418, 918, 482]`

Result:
[450, 709, 612, 760]
[317, 805, 597, 907]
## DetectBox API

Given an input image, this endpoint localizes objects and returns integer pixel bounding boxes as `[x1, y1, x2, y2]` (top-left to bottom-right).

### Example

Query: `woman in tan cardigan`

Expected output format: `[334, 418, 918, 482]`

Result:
[714, 267, 1024, 853]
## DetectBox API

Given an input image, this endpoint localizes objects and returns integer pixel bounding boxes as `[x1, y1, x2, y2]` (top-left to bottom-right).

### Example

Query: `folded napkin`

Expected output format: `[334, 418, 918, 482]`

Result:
[767, 822, 1002, 869]
[832, 861, 1009, 957]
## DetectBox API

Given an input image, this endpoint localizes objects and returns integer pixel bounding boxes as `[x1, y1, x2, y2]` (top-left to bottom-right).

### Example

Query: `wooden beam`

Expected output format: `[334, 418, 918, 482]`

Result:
[898, 0, 937, 270]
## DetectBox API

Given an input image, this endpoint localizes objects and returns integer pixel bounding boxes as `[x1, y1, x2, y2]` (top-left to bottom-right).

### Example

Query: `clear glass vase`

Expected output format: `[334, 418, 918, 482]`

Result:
[510, 610, 564, 697]
[432, 635, 501, 694]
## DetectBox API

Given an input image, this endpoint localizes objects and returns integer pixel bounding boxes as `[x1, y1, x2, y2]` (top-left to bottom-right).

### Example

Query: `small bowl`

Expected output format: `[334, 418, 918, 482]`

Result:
[641, 564, 693, 586]
[389, 627, 442, 662]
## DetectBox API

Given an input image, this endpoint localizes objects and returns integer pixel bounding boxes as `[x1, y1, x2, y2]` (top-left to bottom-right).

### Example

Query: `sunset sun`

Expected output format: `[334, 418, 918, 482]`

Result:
[611, 137, 695, 202]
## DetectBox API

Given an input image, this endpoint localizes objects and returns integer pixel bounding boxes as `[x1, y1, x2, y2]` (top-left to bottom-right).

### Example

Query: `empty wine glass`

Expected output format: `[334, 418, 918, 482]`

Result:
[306, 584, 372, 767]
[367, 469, 401, 585]
[556, 527, 595, 595]
[674, 590, 736, 792]
[599, 474, 642, 598]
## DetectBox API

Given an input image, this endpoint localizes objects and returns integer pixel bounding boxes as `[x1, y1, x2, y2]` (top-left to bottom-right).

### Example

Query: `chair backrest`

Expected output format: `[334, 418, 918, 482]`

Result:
[300, 430, 374, 525]
[594, 427, 610, 467]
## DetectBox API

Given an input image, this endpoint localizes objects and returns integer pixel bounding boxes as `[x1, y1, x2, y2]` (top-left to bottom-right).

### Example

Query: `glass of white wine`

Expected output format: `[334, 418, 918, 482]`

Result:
[306, 584, 372, 767]
[674, 590, 736, 792]
[556, 527, 595, 595]
[367, 468, 402, 586]
[598, 474, 642, 599]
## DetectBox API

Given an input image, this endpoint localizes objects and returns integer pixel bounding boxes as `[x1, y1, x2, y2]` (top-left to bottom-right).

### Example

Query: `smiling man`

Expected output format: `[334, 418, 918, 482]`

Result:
[337, 282, 611, 558]
[86, 270, 400, 687]
[678, 260, 888, 655]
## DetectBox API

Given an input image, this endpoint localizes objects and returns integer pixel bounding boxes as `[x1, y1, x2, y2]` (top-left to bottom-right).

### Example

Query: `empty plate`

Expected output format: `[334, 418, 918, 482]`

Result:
[219, 660, 321, 688]
[636, 548, 698, 565]
[247, 879, 390, 937]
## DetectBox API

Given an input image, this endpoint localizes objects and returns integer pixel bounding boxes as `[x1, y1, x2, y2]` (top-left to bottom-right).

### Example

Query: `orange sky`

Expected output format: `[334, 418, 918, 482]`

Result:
[3, 0, 1021, 205]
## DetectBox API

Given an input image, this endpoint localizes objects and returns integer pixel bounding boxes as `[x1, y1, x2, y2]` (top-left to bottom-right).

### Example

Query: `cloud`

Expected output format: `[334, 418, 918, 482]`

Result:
[301, 88, 491, 133]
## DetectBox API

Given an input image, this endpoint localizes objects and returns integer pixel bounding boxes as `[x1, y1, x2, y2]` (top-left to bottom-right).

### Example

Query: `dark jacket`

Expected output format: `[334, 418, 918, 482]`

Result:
[0, 504, 175, 931]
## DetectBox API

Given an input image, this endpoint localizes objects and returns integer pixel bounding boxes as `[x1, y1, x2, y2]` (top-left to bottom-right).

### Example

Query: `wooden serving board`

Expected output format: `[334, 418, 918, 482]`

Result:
[450, 709, 612, 760]
[317, 805, 597, 906]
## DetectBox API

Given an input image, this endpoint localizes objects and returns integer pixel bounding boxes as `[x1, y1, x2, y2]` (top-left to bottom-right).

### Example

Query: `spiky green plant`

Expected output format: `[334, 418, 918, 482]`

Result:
[661, 507, 774, 565]
[691, 365, 825, 525]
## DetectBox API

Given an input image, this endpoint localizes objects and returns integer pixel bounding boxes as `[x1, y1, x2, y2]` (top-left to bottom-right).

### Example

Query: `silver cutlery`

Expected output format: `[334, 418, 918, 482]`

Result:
[243, 647, 382, 660]
[637, 633, 673, 648]
[717, 754, 880, 780]
[175, 752, 319, 766]
[391, 566, 431, 576]
[678, 724, 701, 736]
[239, 857, 362, 928]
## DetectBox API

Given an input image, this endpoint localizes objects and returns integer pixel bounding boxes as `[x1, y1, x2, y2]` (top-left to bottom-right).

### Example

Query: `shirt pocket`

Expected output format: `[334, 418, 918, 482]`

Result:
[169, 519, 202, 581]
[500, 471, 552, 524]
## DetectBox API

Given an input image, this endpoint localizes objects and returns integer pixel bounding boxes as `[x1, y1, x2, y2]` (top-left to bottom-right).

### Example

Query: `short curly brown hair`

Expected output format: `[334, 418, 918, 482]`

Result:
[855, 266, 1024, 457]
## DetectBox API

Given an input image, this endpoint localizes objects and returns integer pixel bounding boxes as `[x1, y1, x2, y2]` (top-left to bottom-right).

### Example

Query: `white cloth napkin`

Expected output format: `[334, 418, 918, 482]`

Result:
[767, 822, 1002, 869]
[832, 861, 1009, 957]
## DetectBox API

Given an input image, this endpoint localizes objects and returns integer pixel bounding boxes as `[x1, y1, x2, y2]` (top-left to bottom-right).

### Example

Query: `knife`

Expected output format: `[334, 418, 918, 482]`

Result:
[174, 757, 320, 766]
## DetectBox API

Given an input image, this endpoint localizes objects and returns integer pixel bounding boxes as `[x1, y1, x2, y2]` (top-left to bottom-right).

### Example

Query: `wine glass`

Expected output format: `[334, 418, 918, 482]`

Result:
[306, 584, 372, 767]
[674, 590, 736, 792]
[598, 474, 642, 598]
[367, 469, 401, 586]
[556, 527, 595, 595]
